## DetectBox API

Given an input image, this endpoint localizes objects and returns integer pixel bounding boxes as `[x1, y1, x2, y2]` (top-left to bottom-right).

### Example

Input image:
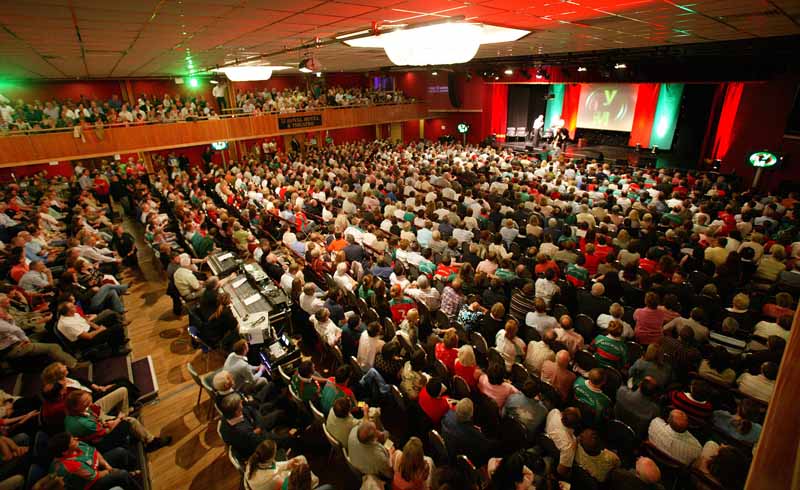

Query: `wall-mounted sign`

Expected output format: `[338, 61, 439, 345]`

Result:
[747, 150, 781, 168]
[278, 114, 323, 130]
[212, 141, 228, 150]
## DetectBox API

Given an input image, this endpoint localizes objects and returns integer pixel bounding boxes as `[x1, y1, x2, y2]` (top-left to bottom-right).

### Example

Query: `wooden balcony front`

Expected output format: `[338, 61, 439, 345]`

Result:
[0, 102, 427, 167]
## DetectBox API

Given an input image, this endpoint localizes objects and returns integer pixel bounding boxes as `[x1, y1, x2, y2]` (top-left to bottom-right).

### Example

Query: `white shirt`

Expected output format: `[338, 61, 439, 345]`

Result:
[525, 312, 558, 335]
[298, 292, 324, 315]
[311, 317, 341, 347]
[357, 331, 385, 369]
[174, 267, 201, 298]
[534, 278, 559, 306]
[545, 409, 577, 468]
[737, 373, 774, 403]
[647, 417, 702, 465]
[525, 340, 555, 374]
[596, 314, 634, 339]
[57, 314, 91, 342]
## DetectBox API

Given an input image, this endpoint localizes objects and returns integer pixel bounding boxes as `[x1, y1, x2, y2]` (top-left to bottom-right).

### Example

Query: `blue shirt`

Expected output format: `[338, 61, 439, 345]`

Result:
[417, 228, 433, 249]
[503, 393, 548, 437]
[712, 410, 761, 445]
[24, 241, 47, 261]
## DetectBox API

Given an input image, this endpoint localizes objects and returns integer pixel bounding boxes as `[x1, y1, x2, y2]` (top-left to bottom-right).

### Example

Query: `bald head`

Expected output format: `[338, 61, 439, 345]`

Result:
[668, 409, 689, 433]
[636, 457, 661, 484]
[556, 350, 571, 368]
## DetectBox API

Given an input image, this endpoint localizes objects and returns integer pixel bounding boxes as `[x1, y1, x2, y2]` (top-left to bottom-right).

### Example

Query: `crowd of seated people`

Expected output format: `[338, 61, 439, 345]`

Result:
[0, 167, 171, 490]
[0, 84, 409, 133]
[140, 135, 797, 490]
[234, 86, 408, 114]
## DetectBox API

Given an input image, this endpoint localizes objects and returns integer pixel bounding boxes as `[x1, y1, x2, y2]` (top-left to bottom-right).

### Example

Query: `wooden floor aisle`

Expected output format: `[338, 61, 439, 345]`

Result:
[124, 225, 240, 490]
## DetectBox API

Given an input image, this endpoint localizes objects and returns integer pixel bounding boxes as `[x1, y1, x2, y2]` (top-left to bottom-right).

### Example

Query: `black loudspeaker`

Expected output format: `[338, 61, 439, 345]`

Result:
[448, 73, 462, 108]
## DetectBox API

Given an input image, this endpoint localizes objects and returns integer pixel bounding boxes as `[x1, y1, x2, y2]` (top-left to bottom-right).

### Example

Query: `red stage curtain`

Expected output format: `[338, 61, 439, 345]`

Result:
[562, 84, 582, 139]
[712, 82, 744, 161]
[628, 83, 660, 147]
[483, 83, 508, 137]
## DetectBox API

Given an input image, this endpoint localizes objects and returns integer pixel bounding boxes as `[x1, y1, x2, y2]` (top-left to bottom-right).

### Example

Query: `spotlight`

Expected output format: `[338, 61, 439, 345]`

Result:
[577, 66, 587, 72]
[494, 75, 500, 80]
[504, 68, 513, 75]
[431, 70, 438, 76]
[711, 159, 722, 171]
[188, 78, 199, 88]
[535, 68, 549, 80]
[465, 72, 473, 81]
[315, 72, 322, 77]
[614, 63, 627, 69]
[519, 68, 531, 80]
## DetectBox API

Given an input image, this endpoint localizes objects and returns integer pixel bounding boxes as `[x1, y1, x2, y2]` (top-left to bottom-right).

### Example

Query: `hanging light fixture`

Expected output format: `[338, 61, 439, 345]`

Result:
[344, 22, 529, 66]
[214, 65, 291, 81]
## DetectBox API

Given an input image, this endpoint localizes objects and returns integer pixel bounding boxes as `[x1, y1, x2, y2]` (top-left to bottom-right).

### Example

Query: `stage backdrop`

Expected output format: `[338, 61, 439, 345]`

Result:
[576, 84, 640, 132]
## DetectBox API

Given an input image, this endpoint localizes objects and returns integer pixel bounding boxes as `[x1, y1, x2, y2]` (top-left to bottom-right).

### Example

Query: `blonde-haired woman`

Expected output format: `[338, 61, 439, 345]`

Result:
[390, 436, 434, 490]
[454, 344, 482, 389]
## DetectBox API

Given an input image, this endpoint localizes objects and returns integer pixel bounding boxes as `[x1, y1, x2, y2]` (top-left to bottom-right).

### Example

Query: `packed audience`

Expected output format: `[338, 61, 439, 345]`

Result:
[0, 85, 409, 133]
[235, 86, 408, 114]
[0, 167, 171, 490]
[145, 137, 796, 490]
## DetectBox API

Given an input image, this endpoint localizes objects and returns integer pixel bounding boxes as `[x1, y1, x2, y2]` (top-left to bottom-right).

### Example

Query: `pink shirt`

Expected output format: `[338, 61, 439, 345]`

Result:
[541, 361, 577, 401]
[477, 373, 519, 409]
[634, 307, 666, 345]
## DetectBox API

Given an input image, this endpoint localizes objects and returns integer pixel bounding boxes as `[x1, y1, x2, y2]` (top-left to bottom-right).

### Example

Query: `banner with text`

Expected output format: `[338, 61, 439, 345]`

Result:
[278, 114, 323, 130]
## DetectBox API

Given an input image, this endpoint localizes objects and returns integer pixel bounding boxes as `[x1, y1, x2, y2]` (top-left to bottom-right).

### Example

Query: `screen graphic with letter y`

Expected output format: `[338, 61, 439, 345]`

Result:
[576, 84, 639, 132]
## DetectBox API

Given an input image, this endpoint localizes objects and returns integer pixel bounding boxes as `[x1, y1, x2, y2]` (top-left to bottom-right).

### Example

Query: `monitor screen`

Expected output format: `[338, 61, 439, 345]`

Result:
[576, 84, 640, 132]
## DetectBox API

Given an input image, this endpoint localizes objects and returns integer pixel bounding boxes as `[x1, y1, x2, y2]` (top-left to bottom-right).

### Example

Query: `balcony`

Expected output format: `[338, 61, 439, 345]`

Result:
[0, 102, 427, 166]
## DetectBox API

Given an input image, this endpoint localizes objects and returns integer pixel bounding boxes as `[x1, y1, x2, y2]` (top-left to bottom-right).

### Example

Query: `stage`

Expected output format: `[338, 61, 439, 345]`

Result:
[502, 140, 690, 169]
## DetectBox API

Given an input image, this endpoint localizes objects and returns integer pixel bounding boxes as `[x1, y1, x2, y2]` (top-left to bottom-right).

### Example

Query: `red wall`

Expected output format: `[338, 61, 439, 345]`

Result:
[403, 120, 421, 144]
[327, 125, 374, 143]
[715, 79, 798, 186]
[0, 161, 74, 181]
[326, 72, 368, 89]
[424, 113, 483, 144]
[0, 80, 123, 104]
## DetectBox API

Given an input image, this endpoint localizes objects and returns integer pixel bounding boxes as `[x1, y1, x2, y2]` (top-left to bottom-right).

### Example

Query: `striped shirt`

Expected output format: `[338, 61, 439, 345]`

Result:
[669, 390, 713, 427]
[591, 334, 627, 369]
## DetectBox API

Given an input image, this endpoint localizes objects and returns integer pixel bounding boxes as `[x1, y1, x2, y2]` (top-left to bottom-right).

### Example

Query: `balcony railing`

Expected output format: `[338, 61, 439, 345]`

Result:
[0, 101, 427, 167]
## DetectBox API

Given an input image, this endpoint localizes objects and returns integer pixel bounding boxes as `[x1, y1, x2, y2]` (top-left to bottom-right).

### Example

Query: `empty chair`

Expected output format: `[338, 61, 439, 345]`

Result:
[499, 416, 528, 455]
[186, 363, 219, 421]
[428, 430, 449, 466]
[552, 303, 569, 319]
[573, 349, 598, 372]
[626, 341, 643, 362]
[322, 420, 345, 464]
[603, 366, 623, 399]
[471, 331, 489, 355]
[510, 363, 530, 389]
[456, 454, 483, 488]
[433, 358, 449, 379]
[451, 375, 471, 399]
[574, 314, 596, 342]
[606, 419, 639, 467]
[382, 317, 397, 341]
